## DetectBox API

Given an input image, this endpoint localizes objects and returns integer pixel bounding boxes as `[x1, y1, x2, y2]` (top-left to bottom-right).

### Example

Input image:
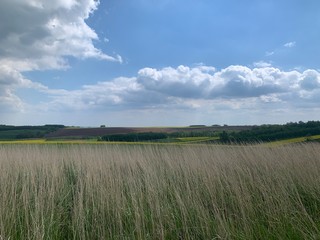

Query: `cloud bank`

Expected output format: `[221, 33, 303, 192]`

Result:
[2, 62, 320, 125]
[38, 65, 320, 113]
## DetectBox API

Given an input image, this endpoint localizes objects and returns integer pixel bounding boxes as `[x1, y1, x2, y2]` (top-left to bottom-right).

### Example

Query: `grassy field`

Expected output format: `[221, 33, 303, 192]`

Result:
[268, 134, 320, 145]
[0, 143, 320, 239]
[0, 134, 316, 145]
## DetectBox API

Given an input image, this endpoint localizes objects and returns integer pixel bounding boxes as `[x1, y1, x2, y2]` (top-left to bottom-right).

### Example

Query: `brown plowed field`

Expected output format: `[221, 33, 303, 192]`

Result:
[45, 126, 253, 139]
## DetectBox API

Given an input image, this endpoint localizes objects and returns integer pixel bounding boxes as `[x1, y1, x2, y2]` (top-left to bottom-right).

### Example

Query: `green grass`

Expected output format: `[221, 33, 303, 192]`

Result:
[268, 134, 320, 145]
[0, 143, 320, 239]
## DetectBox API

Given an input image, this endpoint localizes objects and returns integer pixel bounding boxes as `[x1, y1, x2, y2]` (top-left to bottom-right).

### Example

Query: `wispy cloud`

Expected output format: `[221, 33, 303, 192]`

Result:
[265, 51, 275, 57]
[253, 61, 272, 68]
[265, 41, 296, 57]
[284, 41, 296, 48]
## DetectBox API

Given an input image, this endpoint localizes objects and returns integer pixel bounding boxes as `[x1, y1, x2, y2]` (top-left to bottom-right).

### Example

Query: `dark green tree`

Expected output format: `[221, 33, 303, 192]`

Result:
[219, 131, 230, 143]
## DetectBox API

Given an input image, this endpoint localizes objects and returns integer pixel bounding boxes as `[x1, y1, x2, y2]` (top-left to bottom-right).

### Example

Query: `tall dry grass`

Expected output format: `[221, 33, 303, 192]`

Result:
[0, 143, 320, 239]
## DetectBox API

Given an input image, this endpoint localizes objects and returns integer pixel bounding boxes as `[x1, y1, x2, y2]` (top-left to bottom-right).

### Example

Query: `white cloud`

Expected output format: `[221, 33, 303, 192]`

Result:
[265, 51, 275, 57]
[299, 70, 320, 90]
[253, 61, 272, 68]
[2, 63, 318, 116]
[3, 64, 320, 125]
[284, 41, 296, 48]
[29, 65, 320, 114]
[0, 0, 120, 73]
[0, 89, 25, 112]
[0, 64, 50, 112]
[265, 41, 296, 58]
[0, 0, 122, 113]
[137, 65, 214, 99]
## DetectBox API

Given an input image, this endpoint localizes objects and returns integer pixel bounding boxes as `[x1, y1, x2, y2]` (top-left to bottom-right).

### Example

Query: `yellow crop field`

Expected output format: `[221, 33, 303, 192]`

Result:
[176, 136, 219, 143]
[0, 139, 47, 144]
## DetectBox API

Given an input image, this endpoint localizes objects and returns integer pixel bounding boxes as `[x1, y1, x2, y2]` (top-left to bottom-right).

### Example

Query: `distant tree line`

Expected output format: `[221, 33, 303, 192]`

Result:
[0, 125, 65, 140]
[0, 125, 64, 131]
[219, 121, 320, 143]
[169, 131, 216, 138]
[101, 132, 168, 142]
[101, 130, 218, 142]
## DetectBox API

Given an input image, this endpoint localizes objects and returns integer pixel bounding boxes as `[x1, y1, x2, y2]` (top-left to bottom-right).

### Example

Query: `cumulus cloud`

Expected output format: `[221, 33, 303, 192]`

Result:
[299, 70, 320, 90]
[136, 65, 300, 99]
[0, 0, 119, 72]
[137, 65, 213, 98]
[0, 0, 121, 111]
[4, 62, 320, 125]
[34, 65, 320, 113]
[0, 65, 46, 111]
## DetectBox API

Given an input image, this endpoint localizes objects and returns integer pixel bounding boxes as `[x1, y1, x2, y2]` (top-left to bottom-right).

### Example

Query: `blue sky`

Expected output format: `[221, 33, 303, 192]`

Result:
[1, 0, 320, 126]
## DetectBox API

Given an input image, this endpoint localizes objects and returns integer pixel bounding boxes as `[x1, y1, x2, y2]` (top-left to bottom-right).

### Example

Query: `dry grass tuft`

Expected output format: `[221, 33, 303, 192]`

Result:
[0, 143, 320, 239]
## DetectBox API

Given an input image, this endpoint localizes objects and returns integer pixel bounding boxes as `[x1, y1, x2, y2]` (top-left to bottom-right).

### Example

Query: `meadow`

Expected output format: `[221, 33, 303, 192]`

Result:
[0, 143, 320, 239]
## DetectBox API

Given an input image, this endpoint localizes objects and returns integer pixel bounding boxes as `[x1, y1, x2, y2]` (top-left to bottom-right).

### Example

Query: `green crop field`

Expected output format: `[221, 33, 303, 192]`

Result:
[0, 143, 320, 239]
[175, 136, 219, 143]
